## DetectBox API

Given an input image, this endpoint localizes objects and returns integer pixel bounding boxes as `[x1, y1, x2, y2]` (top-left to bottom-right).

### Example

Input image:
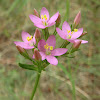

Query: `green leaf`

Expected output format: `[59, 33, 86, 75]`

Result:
[19, 63, 38, 71]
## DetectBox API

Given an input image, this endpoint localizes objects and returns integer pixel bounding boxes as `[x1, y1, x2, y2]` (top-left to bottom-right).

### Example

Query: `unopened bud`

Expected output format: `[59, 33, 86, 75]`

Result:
[81, 31, 87, 37]
[74, 11, 81, 26]
[35, 28, 41, 40]
[34, 49, 41, 60]
[34, 8, 39, 17]
[56, 14, 61, 27]
[16, 46, 25, 53]
[73, 40, 82, 49]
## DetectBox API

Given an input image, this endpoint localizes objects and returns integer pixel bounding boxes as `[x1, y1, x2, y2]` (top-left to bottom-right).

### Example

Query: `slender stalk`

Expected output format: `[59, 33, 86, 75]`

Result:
[30, 72, 41, 100]
[44, 28, 49, 40]
[53, 29, 57, 35]
[60, 40, 70, 48]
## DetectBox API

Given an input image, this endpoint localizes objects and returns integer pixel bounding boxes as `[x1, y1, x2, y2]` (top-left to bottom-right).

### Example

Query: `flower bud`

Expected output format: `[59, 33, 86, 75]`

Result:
[56, 13, 61, 27]
[34, 49, 41, 60]
[73, 40, 82, 49]
[35, 28, 41, 40]
[34, 8, 39, 17]
[81, 31, 87, 37]
[74, 11, 81, 26]
[16, 46, 25, 53]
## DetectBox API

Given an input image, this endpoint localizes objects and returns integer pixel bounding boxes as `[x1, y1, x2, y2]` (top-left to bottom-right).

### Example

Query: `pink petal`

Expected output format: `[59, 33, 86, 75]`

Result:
[56, 28, 67, 39]
[29, 15, 42, 24]
[38, 40, 46, 52]
[74, 39, 88, 44]
[32, 34, 36, 44]
[71, 28, 83, 39]
[40, 7, 49, 20]
[34, 23, 46, 29]
[47, 22, 56, 27]
[14, 41, 34, 49]
[66, 39, 75, 43]
[62, 21, 71, 33]
[46, 35, 56, 48]
[33, 55, 35, 59]
[81, 40, 88, 44]
[48, 12, 59, 24]
[22, 31, 31, 43]
[51, 48, 68, 56]
[39, 51, 46, 60]
[46, 55, 58, 65]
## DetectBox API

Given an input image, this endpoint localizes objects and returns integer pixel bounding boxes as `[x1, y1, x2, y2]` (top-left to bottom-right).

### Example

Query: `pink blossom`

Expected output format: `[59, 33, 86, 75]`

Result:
[14, 31, 36, 49]
[29, 7, 59, 29]
[56, 21, 88, 44]
[34, 35, 68, 65]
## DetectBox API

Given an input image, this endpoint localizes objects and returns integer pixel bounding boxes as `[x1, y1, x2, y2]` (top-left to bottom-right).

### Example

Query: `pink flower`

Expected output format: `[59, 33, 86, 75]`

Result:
[35, 35, 68, 65]
[14, 31, 36, 49]
[29, 7, 59, 29]
[56, 21, 88, 44]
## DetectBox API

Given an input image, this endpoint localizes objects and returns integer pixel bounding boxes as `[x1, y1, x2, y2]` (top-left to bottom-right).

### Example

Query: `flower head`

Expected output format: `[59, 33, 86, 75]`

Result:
[56, 21, 88, 44]
[14, 31, 36, 49]
[29, 7, 59, 29]
[36, 35, 68, 65]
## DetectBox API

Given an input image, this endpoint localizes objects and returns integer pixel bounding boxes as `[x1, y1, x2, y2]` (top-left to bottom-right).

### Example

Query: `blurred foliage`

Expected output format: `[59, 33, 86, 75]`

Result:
[0, 0, 100, 100]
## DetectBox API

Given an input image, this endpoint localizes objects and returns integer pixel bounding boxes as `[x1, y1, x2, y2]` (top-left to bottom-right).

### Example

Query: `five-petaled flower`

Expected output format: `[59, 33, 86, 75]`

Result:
[36, 35, 68, 65]
[29, 7, 59, 29]
[14, 31, 36, 49]
[56, 21, 88, 44]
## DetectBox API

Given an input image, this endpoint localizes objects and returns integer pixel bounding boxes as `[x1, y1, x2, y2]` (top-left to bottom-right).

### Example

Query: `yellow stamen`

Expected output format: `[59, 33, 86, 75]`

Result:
[67, 30, 70, 33]
[44, 44, 49, 50]
[44, 14, 46, 18]
[41, 14, 48, 20]
[27, 36, 33, 41]
[41, 15, 44, 19]
[44, 44, 53, 50]
[49, 46, 53, 50]
[74, 29, 78, 32]
[45, 17, 47, 20]
[68, 35, 71, 38]
[71, 31, 73, 34]
[44, 14, 47, 20]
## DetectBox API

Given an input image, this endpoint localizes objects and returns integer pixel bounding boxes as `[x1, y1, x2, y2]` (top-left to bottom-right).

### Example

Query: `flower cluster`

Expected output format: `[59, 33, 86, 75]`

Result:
[14, 7, 88, 67]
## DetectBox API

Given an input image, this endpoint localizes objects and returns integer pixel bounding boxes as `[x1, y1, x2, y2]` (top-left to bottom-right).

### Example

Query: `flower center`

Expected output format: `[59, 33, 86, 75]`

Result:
[68, 35, 71, 39]
[42, 21, 48, 26]
[41, 15, 48, 26]
[67, 29, 78, 39]
[27, 36, 33, 41]
[41, 14, 48, 20]
[29, 43, 33, 46]
[44, 44, 53, 50]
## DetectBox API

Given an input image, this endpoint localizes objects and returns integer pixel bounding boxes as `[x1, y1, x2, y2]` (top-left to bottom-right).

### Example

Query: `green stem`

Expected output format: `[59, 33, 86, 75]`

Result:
[53, 29, 57, 35]
[60, 40, 70, 48]
[30, 72, 41, 100]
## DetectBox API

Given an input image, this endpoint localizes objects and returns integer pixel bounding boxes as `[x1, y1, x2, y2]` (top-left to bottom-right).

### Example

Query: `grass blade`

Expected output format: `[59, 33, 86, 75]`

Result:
[63, 0, 70, 22]
[58, 62, 76, 100]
